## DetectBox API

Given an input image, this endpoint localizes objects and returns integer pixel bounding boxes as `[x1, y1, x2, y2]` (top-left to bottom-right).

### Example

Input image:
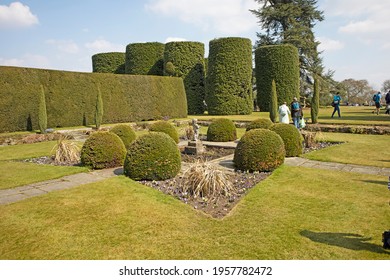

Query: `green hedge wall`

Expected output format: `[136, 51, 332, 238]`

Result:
[92, 52, 125, 74]
[163, 41, 205, 115]
[205, 37, 253, 115]
[125, 42, 164, 75]
[255, 44, 300, 112]
[0, 66, 187, 132]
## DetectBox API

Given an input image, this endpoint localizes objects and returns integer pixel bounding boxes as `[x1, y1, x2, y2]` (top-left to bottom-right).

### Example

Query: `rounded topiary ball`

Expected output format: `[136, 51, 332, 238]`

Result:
[246, 118, 273, 131]
[81, 131, 126, 169]
[270, 123, 303, 157]
[206, 118, 237, 142]
[233, 129, 285, 172]
[124, 132, 181, 180]
[110, 124, 136, 149]
[149, 120, 179, 143]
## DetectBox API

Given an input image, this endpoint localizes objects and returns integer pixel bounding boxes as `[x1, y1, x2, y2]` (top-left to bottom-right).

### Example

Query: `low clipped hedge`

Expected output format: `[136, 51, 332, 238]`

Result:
[80, 131, 127, 169]
[149, 120, 179, 143]
[246, 118, 273, 131]
[270, 123, 303, 157]
[110, 124, 137, 149]
[92, 52, 125, 74]
[125, 42, 164, 75]
[233, 129, 285, 172]
[0, 66, 187, 132]
[124, 132, 181, 180]
[206, 118, 237, 142]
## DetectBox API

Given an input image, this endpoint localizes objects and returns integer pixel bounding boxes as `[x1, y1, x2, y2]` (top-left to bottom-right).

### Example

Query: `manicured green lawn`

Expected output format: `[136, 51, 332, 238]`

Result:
[304, 133, 390, 168]
[0, 165, 389, 259]
[0, 141, 88, 190]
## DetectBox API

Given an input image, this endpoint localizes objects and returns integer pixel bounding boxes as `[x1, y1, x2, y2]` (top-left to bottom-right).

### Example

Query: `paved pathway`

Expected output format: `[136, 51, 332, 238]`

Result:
[1, 140, 389, 206]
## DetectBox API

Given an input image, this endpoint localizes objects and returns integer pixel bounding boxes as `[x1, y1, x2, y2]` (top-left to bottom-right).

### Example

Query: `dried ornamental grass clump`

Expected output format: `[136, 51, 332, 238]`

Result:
[52, 134, 80, 165]
[180, 160, 234, 199]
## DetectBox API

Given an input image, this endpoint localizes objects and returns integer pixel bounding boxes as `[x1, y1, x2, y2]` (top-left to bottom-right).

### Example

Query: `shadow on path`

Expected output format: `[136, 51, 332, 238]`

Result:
[300, 230, 390, 255]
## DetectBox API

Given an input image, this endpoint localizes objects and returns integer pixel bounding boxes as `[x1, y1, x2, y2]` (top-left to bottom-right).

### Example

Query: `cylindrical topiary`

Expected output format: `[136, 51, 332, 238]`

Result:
[149, 120, 179, 143]
[311, 77, 320, 124]
[233, 129, 285, 172]
[270, 123, 303, 157]
[164, 41, 205, 115]
[81, 131, 127, 169]
[206, 118, 237, 142]
[110, 124, 137, 149]
[124, 132, 181, 180]
[125, 42, 164, 75]
[95, 87, 103, 129]
[255, 44, 300, 112]
[206, 37, 253, 115]
[246, 118, 273, 131]
[92, 52, 125, 74]
[38, 85, 47, 134]
[270, 79, 278, 123]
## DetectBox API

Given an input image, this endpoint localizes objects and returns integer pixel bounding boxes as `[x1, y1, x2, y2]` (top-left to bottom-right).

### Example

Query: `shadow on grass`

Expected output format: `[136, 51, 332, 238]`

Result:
[359, 180, 388, 187]
[300, 230, 390, 255]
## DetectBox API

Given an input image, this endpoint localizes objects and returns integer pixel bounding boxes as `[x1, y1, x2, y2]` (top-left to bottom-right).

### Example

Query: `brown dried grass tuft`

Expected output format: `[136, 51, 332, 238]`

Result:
[52, 134, 80, 165]
[180, 160, 234, 199]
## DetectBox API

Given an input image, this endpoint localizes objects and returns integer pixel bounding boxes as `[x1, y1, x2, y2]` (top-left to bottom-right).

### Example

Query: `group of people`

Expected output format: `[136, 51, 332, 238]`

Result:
[278, 97, 304, 129]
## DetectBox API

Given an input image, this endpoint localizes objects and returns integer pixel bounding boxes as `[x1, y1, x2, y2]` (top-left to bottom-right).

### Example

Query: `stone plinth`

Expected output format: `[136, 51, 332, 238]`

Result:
[184, 141, 205, 155]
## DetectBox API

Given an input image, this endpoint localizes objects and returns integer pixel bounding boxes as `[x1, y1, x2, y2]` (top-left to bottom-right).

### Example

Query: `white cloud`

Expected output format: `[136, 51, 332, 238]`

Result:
[0, 2, 38, 28]
[46, 39, 80, 54]
[318, 37, 345, 52]
[85, 39, 125, 53]
[145, 0, 257, 35]
[165, 37, 187, 43]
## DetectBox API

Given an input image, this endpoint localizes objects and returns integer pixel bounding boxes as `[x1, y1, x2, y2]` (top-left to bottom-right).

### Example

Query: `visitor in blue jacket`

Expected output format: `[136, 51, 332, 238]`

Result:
[331, 92, 341, 118]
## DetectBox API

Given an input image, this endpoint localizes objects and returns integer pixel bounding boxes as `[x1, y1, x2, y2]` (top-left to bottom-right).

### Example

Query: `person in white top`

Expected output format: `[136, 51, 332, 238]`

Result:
[278, 102, 291, 124]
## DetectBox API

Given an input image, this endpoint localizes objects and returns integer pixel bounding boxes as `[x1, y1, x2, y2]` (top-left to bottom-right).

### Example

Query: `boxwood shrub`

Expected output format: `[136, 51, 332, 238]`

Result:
[124, 132, 181, 180]
[110, 124, 137, 149]
[246, 118, 273, 131]
[270, 123, 303, 157]
[206, 118, 237, 142]
[149, 120, 179, 143]
[233, 129, 285, 172]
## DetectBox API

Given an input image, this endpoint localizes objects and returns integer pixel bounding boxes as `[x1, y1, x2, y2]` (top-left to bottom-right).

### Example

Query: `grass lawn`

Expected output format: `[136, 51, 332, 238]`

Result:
[0, 165, 389, 259]
[0, 141, 88, 190]
[303, 133, 390, 168]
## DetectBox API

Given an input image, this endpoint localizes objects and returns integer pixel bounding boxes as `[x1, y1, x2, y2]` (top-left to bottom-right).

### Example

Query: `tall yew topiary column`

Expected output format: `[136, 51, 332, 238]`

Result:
[270, 80, 278, 123]
[311, 77, 320, 124]
[163, 41, 205, 115]
[125, 42, 164, 75]
[255, 44, 299, 112]
[206, 37, 253, 115]
[92, 52, 125, 74]
[95, 86, 104, 129]
[38, 85, 47, 134]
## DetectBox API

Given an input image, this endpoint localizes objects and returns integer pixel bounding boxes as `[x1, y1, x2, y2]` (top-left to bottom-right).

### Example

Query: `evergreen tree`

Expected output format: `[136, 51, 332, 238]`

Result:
[311, 77, 319, 124]
[38, 85, 47, 134]
[95, 86, 104, 129]
[270, 80, 278, 123]
[251, 0, 324, 91]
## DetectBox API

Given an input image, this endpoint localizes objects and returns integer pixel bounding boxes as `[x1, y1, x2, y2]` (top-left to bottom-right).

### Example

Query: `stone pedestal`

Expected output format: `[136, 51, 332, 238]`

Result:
[184, 141, 205, 155]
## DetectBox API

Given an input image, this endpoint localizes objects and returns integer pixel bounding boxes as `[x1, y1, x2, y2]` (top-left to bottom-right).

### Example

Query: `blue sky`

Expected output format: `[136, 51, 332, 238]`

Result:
[0, 0, 389, 89]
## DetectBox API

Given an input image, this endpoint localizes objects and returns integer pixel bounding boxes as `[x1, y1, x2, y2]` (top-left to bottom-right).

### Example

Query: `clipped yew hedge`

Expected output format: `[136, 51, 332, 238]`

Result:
[206, 37, 253, 115]
[255, 44, 299, 112]
[163, 41, 205, 115]
[92, 52, 125, 74]
[0, 66, 187, 132]
[125, 42, 164, 75]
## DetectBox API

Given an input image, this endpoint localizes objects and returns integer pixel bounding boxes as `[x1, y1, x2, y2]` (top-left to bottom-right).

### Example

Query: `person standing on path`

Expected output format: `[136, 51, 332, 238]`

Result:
[385, 90, 390, 114]
[331, 92, 341, 118]
[278, 102, 291, 124]
[290, 97, 301, 128]
[372, 91, 382, 115]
